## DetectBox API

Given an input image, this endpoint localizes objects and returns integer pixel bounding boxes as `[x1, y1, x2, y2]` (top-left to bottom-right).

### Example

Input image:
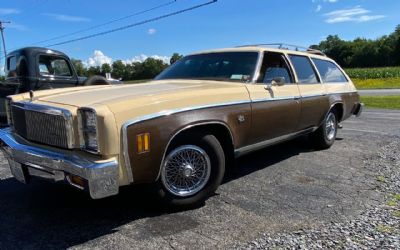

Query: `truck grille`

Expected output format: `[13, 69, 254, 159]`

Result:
[11, 103, 74, 149]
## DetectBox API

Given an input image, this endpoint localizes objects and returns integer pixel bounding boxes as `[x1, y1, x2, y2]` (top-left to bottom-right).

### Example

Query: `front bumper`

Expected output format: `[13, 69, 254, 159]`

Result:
[0, 128, 119, 199]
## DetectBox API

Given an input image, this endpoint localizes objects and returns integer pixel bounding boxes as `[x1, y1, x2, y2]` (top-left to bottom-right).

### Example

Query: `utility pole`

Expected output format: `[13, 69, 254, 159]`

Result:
[0, 21, 10, 59]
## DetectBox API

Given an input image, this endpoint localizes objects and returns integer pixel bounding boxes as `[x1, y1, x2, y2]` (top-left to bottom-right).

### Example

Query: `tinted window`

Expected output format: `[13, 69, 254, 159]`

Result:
[289, 55, 320, 84]
[258, 52, 293, 84]
[156, 52, 258, 82]
[39, 55, 72, 77]
[312, 59, 348, 83]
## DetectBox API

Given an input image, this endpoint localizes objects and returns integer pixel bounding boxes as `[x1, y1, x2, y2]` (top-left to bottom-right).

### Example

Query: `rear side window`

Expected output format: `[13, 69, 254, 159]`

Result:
[6, 56, 17, 77]
[289, 55, 320, 84]
[7, 56, 17, 71]
[312, 59, 348, 83]
[38, 55, 72, 77]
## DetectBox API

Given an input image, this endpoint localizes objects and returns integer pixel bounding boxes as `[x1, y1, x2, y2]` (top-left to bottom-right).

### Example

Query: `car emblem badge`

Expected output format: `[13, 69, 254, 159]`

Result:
[238, 115, 245, 123]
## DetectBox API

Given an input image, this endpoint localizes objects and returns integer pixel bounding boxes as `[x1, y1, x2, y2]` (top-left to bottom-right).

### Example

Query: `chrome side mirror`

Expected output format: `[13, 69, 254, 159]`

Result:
[264, 77, 285, 90]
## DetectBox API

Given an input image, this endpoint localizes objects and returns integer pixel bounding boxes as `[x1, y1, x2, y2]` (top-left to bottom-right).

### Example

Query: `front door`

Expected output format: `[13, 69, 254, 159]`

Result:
[246, 52, 301, 144]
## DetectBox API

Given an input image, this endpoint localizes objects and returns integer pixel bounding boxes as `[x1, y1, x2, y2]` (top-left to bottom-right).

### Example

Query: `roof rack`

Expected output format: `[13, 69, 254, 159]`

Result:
[236, 43, 326, 56]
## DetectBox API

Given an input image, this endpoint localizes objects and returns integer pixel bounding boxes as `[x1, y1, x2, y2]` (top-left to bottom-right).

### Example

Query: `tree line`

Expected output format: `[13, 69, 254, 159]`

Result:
[71, 53, 183, 81]
[311, 25, 400, 68]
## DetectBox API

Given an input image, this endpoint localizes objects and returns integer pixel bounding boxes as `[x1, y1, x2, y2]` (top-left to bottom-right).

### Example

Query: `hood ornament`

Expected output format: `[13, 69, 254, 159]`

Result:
[29, 90, 34, 102]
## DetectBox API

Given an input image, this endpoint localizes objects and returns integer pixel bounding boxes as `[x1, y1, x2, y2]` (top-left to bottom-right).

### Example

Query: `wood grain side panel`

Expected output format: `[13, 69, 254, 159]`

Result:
[125, 103, 251, 183]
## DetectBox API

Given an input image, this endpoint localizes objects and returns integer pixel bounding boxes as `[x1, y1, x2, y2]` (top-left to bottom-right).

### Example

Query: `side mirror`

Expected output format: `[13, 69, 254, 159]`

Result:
[271, 77, 286, 86]
[264, 77, 286, 90]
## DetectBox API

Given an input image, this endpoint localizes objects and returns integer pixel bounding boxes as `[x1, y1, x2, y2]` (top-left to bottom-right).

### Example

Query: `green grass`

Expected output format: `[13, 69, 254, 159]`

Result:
[353, 78, 400, 89]
[360, 96, 400, 110]
[345, 67, 400, 79]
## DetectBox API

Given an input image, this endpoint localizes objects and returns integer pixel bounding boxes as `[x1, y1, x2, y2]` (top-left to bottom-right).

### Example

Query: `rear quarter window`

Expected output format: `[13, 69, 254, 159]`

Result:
[312, 59, 348, 83]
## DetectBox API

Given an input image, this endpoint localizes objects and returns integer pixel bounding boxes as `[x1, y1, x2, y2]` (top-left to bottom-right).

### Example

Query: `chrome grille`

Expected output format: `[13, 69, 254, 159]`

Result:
[11, 103, 73, 149]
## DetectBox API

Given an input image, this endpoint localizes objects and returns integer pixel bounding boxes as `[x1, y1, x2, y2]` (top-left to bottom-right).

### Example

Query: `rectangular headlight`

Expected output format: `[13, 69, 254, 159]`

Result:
[78, 108, 99, 153]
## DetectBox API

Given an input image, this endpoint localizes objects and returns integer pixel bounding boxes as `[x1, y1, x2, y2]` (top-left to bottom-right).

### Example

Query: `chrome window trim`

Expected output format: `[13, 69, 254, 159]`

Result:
[121, 100, 249, 184]
[251, 51, 264, 83]
[11, 101, 75, 148]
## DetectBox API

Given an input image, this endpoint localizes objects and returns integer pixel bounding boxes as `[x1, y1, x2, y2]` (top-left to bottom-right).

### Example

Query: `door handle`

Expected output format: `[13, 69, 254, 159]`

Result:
[294, 97, 300, 100]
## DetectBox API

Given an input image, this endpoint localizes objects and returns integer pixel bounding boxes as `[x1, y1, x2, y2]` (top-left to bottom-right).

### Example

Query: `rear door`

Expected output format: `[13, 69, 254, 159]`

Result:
[288, 55, 329, 130]
[246, 51, 301, 144]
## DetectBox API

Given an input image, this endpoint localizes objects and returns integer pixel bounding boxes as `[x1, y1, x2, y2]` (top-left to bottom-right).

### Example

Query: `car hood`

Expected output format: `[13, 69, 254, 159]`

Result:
[11, 79, 249, 112]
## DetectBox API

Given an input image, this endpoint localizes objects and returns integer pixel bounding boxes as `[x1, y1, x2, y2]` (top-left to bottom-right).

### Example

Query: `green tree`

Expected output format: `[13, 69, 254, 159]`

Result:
[138, 58, 168, 79]
[101, 63, 112, 75]
[87, 66, 101, 76]
[71, 59, 87, 76]
[170, 53, 183, 64]
[112, 60, 126, 80]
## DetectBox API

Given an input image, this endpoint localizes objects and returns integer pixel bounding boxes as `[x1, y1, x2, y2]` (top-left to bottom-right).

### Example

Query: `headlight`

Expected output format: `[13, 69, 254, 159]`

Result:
[5, 98, 13, 127]
[78, 108, 99, 153]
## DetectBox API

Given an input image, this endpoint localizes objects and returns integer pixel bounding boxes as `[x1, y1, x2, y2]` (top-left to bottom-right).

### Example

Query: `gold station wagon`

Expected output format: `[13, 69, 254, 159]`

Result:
[0, 44, 363, 206]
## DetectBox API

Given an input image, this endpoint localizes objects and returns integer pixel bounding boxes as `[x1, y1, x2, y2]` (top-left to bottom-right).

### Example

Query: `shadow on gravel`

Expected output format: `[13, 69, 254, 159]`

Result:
[224, 136, 315, 184]
[0, 136, 318, 249]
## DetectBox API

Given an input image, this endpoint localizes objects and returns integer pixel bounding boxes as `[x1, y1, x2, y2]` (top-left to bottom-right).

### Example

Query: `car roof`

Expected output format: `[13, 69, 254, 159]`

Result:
[7, 47, 68, 58]
[189, 46, 332, 61]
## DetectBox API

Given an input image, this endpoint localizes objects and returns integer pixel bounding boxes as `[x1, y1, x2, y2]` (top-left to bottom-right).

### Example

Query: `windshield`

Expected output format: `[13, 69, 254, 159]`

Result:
[155, 52, 259, 82]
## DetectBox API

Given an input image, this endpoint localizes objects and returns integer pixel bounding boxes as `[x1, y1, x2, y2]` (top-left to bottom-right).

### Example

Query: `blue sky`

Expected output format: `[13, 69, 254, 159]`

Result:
[1, 0, 399, 70]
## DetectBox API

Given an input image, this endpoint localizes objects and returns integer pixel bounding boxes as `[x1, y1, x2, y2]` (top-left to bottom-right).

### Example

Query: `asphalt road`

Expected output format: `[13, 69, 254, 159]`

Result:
[0, 109, 399, 249]
[359, 89, 400, 96]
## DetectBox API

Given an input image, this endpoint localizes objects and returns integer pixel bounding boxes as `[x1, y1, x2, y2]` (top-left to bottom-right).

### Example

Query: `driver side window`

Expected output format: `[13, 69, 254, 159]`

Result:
[258, 52, 293, 84]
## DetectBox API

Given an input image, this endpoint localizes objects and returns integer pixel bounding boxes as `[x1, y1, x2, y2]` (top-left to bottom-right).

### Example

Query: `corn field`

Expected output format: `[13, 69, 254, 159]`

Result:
[345, 67, 400, 79]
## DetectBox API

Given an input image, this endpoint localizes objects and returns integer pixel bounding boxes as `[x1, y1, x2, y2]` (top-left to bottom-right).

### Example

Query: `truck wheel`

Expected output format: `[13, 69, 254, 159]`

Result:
[310, 110, 338, 149]
[83, 75, 111, 86]
[156, 132, 225, 208]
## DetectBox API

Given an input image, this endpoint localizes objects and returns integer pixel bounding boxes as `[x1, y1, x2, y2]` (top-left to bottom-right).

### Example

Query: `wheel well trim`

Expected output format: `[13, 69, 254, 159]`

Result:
[327, 101, 344, 122]
[155, 121, 235, 181]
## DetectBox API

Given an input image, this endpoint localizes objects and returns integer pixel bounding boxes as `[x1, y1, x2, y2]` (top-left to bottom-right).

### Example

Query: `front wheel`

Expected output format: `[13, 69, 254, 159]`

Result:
[310, 110, 338, 149]
[156, 133, 225, 208]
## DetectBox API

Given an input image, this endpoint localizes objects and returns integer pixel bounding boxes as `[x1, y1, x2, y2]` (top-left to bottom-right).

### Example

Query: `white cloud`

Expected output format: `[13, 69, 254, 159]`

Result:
[147, 28, 157, 35]
[0, 8, 20, 15]
[324, 6, 385, 23]
[316, 5, 322, 12]
[0, 65, 5, 76]
[84, 50, 170, 67]
[123, 54, 170, 64]
[42, 13, 90, 22]
[86, 50, 113, 67]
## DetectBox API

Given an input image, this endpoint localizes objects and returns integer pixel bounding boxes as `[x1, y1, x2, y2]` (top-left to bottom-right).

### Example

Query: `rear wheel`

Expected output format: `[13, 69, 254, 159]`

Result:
[156, 132, 225, 208]
[310, 110, 338, 149]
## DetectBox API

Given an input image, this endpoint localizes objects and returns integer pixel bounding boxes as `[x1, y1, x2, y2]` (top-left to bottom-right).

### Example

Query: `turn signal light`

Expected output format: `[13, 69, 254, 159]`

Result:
[68, 175, 86, 189]
[137, 133, 150, 154]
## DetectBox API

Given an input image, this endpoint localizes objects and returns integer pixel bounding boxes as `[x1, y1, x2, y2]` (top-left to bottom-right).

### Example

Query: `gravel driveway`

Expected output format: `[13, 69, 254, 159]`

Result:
[0, 109, 399, 249]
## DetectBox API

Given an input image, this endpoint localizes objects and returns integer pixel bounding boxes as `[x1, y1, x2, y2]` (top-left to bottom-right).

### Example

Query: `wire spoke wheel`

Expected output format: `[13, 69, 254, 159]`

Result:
[161, 145, 211, 197]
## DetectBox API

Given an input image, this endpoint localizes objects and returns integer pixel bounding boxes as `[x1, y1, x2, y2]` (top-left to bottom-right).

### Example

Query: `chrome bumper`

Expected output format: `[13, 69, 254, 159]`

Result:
[354, 102, 364, 117]
[0, 128, 119, 199]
